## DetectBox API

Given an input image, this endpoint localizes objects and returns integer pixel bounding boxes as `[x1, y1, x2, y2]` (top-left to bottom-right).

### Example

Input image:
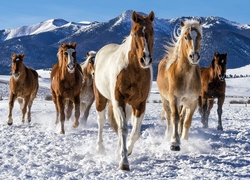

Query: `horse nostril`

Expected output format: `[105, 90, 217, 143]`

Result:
[189, 54, 193, 59]
[140, 57, 144, 64]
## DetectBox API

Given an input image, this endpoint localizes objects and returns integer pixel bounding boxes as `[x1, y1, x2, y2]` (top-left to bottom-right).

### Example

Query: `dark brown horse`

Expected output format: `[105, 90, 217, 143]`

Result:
[157, 20, 202, 151]
[94, 11, 154, 171]
[79, 51, 96, 123]
[8, 53, 39, 125]
[50, 42, 83, 134]
[198, 52, 227, 130]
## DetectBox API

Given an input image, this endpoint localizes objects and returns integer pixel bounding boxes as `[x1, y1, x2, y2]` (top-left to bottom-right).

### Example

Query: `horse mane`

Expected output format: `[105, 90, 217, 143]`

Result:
[164, 19, 202, 68]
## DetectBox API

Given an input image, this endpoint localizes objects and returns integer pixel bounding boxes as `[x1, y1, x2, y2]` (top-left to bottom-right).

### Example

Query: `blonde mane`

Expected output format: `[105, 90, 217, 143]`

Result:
[165, 19, 202, 68]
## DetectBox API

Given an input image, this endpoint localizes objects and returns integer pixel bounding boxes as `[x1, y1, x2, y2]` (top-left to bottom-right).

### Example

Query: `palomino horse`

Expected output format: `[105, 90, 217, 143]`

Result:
[79, 51, 96, 123]
[50, 42, 83, 134]
[8, 53, 39, 125]
[157, 20, 202, 151]
[198, 52, 227, 130]
[94, 11, 154, 171]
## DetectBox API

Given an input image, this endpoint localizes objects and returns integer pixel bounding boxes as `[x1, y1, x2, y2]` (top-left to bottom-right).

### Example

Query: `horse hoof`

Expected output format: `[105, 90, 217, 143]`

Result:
[217, 126, 223, 131]
[128, 151, 132, 156]
[73, 121, 79, 128]
[170, 145, 181, 151]
[119, 164, 130, 171]
[7, 122, 13, 126]
[60, 130, 65, 134]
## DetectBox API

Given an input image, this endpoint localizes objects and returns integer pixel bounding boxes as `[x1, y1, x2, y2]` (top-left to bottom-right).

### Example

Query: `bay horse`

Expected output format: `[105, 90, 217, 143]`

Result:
[94, 11, 154, 171]
[198, 52, 227, 130]
[50, 42, 83, 134]
[79, 51, 96, 123]
[157, 20, 202, 151]
[8, 53, 39, 125]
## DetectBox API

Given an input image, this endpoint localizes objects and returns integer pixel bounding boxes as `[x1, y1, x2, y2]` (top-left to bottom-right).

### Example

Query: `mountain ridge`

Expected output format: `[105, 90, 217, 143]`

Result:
[0, 10, 250, 79]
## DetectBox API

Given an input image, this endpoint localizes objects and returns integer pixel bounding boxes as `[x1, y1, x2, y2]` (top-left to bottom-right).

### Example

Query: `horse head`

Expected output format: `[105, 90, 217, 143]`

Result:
[86, 51, 96, 78]
[11, 53, 25, 80]
[131, 11, 154, 68]
[212, 52, 227, 81]
[58, 42, 77, 73]
[180, 20, 202, 65]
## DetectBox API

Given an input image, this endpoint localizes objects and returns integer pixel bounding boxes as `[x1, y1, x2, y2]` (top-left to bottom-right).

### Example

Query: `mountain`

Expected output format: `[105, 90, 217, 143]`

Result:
[1, 10, 250, 79]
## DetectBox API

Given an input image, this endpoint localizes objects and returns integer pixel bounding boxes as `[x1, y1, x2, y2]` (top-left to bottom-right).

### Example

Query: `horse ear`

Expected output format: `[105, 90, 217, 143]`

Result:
[199, 20, 202, 25]
[21, 53, 25, 58]
[214, 52, 219, 57]
[132, 11, 139, 23]
[11, 53, 15, 58]
[86, 52, 89, 57]
[180, 21, 185, 27]
[72, 42, 77, 48]
[148, 11, 155, 22]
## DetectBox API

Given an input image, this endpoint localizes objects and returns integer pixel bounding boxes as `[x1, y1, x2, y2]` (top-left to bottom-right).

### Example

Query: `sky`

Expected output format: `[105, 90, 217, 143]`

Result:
[0, 0, 250, 29]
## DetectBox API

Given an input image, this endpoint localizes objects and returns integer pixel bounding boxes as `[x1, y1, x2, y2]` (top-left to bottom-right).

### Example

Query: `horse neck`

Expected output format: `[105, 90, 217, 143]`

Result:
[17, 65, 27, 81]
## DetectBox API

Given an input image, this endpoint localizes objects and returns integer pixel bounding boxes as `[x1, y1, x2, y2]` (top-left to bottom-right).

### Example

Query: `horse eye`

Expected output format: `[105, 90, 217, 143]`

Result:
[64, 52, 68, 55]
[184, 36, 188, 40]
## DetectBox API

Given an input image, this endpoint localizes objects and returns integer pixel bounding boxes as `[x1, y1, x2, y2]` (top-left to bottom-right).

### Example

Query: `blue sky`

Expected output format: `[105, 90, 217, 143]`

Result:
[0, 0, 249, 29]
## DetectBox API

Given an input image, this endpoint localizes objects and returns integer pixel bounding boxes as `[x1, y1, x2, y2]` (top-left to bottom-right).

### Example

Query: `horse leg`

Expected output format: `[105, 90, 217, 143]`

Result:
[169, 98, 181, 151]
[27, 100, 34, 123]
[8, 93, 17, 125]
[94, 88, 107, 153]
[112, 101, 129, 171]
[82, 103, 92, 124]
[72, 95, 80, 128]
[181, 104, 196, 140]
[205, 99, 214, 128]
[21, 97, 30, 123]
[52, 90, 59, 125]
[217, 96, 224, 130]
[57, 96, 65, 134]
[65, 100, 73, 120]
[178, 105, 185, 137]
[127, 102, 145, 156]
[162, 99, 171, 139]
[201, 98, 208, 128]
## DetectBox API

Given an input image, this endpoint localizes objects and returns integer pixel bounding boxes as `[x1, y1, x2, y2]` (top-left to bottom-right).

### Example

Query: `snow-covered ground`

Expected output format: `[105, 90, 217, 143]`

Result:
[0, 68, 249, 179]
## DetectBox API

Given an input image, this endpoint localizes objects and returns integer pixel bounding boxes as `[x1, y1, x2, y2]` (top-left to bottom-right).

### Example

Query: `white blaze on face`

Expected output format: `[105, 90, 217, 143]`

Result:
[190, 30, 197, 49]
[142, 26, 150, 64]
[16, 58, 20, 61]
[66, 48, 75, 72]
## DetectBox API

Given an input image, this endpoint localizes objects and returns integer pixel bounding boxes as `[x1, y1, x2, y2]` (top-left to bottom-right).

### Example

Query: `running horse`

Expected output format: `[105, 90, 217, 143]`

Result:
[94, 11, 154, 171]
[79, 51, 96, 123]
[157, 20, 202, 151]
[198, 52, 227, 130]
[50, 42, 83, 134]
[8, 53, 39, 125]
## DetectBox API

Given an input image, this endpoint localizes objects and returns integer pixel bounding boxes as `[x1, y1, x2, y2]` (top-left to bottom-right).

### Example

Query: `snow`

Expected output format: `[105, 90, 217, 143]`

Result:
[0, 68, 249, 179]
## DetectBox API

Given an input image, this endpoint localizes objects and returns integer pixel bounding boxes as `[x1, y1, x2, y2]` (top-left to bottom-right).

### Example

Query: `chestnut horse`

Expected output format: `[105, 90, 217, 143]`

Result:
[79, 51, 96, 123]
[8, 53, 39, 125]
[50, 42, 83, 134]
[94, 11, 154, 171]
[157, 20, 202, 151]
[198, 52, 227, 130]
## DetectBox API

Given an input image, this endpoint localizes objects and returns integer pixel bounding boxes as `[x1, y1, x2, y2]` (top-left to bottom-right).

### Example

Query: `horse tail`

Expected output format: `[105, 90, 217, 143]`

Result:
[108, 101, 118, 133]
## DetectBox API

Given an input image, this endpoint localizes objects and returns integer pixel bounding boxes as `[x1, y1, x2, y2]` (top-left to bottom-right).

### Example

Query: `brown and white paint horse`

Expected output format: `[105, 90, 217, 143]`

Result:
[198, 52, 227, 130]
[94, 11, 154, 171]
[8, 53, 39, 125]
[157, 20, 202, 151]
[79, 51, 96, 123]
[50, 42, 83, 134]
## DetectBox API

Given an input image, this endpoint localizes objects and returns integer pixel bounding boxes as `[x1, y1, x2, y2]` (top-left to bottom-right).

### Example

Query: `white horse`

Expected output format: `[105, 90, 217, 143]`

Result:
[94, 11, 155, 171]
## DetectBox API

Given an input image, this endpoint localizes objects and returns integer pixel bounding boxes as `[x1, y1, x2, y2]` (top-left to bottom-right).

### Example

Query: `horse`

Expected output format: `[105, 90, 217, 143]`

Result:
[50, 42, 83, 134]
[93, 11, 155, 171]
[79, 51, 96, 123]
[8, 53, 39, 125]
[157, 20, 202, 151]
[198, 52, 227, 130]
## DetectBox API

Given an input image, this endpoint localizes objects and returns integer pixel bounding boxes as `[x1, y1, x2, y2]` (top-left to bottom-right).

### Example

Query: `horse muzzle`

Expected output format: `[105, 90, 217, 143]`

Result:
[67, 64, 76, 73]
[12, 72, 20, 79]
[189, 52, 200, 65]
[140, 55, 152, 68]
[219, 74, 226, 81]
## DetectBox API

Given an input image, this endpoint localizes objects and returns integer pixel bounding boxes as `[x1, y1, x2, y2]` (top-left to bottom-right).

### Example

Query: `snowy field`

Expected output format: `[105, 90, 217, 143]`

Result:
[0, 68, 249, 179]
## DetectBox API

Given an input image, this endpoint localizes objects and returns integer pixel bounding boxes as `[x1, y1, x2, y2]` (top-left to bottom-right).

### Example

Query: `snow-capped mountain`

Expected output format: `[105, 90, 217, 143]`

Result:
[0, 10, 250, 78]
